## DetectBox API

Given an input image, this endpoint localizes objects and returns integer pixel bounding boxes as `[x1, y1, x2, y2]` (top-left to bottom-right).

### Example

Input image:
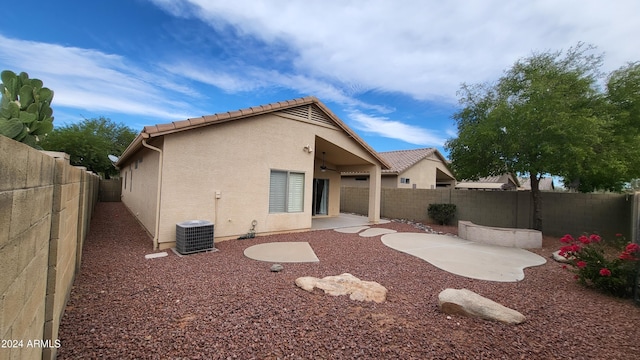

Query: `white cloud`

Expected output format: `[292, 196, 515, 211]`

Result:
[161, 60, 392, 113]
[0, 35, 202, 121]
[4, 0, 638, 148]
[160, 61, 267, 93]
[150, 0, 640, 103]
[445, 127, 458, 139]
[348, 110, 446, 147]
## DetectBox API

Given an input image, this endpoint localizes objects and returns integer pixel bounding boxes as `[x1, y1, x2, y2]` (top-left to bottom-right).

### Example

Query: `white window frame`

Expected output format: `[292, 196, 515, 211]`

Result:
[269, 170, 305, 213]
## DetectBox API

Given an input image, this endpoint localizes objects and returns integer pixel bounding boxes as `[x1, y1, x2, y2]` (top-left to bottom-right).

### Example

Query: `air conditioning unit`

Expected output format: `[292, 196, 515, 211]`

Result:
[176, 220, 214, 255]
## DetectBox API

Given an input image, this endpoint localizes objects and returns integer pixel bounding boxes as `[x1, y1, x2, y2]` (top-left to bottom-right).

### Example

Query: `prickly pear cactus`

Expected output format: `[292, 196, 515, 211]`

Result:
[0, 70, 54, 148]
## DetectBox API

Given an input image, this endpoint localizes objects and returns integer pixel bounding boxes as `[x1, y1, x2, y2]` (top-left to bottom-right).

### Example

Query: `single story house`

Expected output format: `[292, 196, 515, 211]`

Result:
[116, 96, 390, 249]
[342, 148, 456, 189]
[455, 174, 520, 191]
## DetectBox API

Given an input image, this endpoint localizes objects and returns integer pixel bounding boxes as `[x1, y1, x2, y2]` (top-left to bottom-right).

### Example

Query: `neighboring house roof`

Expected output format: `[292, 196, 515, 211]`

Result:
[116, 96, 390, 169]
[340, 148, 453, 177]
[476, 175, 518, 185]
[455, 182, 508, 190]
[378, 148, 442, 174]
[518, 177, 555, 191]
[456, 173, 520, 190]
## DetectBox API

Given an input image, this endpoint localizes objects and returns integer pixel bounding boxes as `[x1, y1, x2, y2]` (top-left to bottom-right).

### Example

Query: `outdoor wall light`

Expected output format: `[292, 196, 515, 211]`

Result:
[303, 145, 313, 153]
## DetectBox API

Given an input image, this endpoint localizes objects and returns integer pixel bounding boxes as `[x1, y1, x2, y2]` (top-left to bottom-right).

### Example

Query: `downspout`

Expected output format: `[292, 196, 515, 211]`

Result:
[142, 137, 163, 250]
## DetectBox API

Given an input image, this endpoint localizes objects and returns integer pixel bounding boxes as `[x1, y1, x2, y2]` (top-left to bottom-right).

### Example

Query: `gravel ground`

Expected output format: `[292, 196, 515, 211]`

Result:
[58, 202, 640, 359]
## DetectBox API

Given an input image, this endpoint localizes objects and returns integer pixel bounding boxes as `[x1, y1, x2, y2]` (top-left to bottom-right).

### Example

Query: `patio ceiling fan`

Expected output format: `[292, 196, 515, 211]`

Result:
[320, 152, 337, 172]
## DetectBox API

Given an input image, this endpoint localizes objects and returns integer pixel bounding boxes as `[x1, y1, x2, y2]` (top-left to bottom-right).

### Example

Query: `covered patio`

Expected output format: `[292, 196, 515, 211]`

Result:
[311, 213, 390, 230]
[311, 135, 384, 225]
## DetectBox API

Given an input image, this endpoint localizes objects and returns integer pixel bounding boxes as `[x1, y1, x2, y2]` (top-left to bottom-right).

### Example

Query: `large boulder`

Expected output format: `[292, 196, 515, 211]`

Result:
[295, 273, 387, 303]
[438, 288, 526, 325]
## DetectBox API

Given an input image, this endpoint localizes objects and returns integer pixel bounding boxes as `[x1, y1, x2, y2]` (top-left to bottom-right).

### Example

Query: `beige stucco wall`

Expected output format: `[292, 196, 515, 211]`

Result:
[382, 175, 399, 188]
[120, 145, 160, 237]
[341, 175, 371, 188]
[134, 111, 382, 248]
[343, 154, 455, 189]
[393, 155, 455, 189]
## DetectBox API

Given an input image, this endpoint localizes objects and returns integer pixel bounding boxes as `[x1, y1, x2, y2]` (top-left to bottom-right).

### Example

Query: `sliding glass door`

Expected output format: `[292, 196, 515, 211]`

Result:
[312, 178, 329, 216]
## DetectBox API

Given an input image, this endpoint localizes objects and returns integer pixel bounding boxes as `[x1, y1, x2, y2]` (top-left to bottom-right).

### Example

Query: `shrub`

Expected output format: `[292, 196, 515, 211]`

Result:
[558, 233, 640, 298]
[427, 204, 457, 225]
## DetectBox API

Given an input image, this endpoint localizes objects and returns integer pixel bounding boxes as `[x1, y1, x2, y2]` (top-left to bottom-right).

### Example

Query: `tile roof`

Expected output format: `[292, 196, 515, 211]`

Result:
[455, 182, 507, 190]
[457, 173, 520, 190]
[142, 97, 315, 136]
[377, 148, 437, 173]
[116, 96, 389, 169]
[476, 175, 504, 183]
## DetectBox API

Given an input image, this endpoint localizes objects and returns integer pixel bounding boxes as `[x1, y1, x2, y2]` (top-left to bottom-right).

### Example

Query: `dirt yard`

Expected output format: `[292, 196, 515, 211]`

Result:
[57, 202, 640, 359]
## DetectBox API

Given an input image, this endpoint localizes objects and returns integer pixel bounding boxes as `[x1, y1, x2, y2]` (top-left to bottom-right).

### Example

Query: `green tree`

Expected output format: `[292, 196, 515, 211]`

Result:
[41, 117, 137, 178]
[0, 70, 54, 148]
[446, 43, 605, 231]
[561, 61, 640, 192]
[603, 62, 640, 187]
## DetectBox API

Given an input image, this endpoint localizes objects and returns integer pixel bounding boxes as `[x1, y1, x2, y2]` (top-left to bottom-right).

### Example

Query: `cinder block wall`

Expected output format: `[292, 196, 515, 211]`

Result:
[340, 187, 369, 215]
[540, 192, 629, 237]
[98, 178, 121, 202]
[0, 136, 99, 360]
[341, 186, 635, 239]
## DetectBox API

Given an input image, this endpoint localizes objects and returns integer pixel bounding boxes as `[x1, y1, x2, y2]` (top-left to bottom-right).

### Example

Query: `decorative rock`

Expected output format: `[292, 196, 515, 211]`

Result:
[551, 250, 573, 263]
[391, 218, 456, 235]
[270, 264, 284, 272]
[438, 288, 526, 325]
[295, 273, 387, 303]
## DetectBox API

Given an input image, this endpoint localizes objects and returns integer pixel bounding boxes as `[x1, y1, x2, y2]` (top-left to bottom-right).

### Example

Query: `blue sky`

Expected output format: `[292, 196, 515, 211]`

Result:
[1, 0, 639, 156]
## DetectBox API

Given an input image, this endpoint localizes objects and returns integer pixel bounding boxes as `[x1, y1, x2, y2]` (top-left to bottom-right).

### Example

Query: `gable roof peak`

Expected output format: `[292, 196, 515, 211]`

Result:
[142, 96, 320, 137]
[378, 148, 439, 173]
[117, 96, 389, 169]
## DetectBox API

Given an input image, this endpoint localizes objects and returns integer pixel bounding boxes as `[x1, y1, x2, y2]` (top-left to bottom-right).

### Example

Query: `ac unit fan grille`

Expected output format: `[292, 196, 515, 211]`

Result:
[176, 220, 214, 255]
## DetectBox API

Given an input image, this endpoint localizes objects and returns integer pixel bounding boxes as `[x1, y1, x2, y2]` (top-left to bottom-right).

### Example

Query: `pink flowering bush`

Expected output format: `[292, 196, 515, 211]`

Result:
[558, 233, 639, 298]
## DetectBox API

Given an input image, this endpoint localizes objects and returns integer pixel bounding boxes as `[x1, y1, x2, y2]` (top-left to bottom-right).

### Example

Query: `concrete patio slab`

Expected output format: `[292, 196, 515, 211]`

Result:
[334, 226, 370, 234]
[144, 252, 168, 259]
[380, 232, 469, 248]
[358, 228, 397, 237]
[244, 242, 320, 263]
[242, 226, 545, 282]
[312, 213, 390, 230]
[381, 232, 546, 282]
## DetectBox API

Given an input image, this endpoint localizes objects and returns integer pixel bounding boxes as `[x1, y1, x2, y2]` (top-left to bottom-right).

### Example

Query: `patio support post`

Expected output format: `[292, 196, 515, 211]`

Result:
[368, 164, 381, 223]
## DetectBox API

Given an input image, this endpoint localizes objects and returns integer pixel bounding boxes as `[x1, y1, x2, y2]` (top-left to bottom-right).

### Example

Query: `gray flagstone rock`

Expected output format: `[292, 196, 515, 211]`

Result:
[270, 263, 284, 272]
